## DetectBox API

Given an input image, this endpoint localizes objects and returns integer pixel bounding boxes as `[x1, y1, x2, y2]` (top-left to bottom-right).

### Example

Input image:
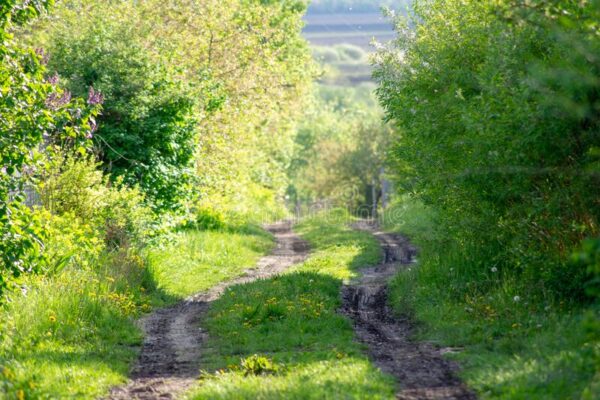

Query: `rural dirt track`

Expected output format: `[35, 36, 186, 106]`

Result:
[342, 221, 476, 400]
[107, 221, 310, 400]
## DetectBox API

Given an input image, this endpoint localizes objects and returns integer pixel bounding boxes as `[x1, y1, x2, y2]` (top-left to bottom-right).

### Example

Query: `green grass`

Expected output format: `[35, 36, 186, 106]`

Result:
[382, 196, 600, 399]
[147, 226, 274, 298]
[0, 224, 274, 399]
[0, 253, 150, 399]
[186, 209, 396, 399]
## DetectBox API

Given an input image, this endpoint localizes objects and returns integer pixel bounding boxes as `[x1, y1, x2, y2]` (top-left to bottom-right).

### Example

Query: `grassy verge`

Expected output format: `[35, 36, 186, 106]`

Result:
[382, 196, 600, 399]
[186, 209, 396, 399]
[147, 226, 274, 299]
[0, 224, 273, 399]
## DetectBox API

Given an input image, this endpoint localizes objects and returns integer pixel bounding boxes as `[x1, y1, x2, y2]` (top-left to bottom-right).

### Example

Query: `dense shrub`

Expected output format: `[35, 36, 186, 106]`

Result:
[39, 153, 153, 251]
[375, 0, 600, 301]
[24, 0, 314, 216]
[43, 14, 197, 211]
[0, 0, 98, 295]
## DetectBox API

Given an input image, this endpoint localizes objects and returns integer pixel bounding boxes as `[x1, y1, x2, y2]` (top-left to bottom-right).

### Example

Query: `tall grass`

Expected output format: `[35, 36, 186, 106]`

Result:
[0, 252, 152, 398]
[383, 196, 600, 399]
[0, 224, 274, 399]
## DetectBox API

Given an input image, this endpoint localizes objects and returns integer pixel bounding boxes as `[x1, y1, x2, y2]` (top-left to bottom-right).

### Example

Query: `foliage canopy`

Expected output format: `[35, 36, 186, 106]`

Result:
[375, 0, 600, 299]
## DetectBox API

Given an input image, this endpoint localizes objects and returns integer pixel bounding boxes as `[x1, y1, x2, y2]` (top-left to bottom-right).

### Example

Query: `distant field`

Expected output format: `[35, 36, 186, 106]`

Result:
[303, 10, 396, 85]
[303, 12, 395, 49]
[304, 12, 391, 25]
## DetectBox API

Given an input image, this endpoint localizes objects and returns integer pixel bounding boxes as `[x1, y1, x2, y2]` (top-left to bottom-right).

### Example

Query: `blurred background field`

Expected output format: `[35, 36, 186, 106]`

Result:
[302, 1, 409, 86]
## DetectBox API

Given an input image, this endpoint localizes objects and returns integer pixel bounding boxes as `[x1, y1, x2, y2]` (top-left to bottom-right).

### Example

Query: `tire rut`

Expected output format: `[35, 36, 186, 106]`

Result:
[107, 221, 310, 400]
[341, 221, 476, 400]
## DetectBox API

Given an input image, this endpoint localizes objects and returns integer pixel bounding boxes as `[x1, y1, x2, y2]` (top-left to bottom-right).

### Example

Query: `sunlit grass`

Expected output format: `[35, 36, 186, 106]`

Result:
[0, 268, 142, 398]
[186, 209, 394, 399]
[290, 211, 381, 281]
[0, 225, 274, 399]
[147, 226, 274, 298]
[385, 196, 600, 399]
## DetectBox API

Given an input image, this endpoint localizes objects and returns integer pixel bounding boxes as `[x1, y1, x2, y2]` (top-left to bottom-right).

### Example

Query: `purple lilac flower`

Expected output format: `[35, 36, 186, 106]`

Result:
[22, 165, 36, 177]
[45, 91, 72, 110]
[46, 72, 59, 85]
[87, 87, 104, 105]
[35, 48, 50, 65]
[86, 119, 98, 139]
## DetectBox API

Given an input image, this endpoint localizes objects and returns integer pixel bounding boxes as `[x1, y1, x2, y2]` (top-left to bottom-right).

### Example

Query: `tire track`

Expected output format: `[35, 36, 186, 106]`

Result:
[341, 221, 476, 400]
[107, 221, 310, 400]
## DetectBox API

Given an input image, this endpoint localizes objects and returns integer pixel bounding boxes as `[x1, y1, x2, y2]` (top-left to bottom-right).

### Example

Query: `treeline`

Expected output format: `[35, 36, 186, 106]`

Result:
[375, 0, 599, 397]
[287, 85, 390, 214]
[1, 0, 312, 294]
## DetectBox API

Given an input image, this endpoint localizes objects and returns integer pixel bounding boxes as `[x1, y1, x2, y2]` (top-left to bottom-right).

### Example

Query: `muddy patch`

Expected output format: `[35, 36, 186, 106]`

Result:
[341, 221, 476, 400]
[107, 221, 309, 400]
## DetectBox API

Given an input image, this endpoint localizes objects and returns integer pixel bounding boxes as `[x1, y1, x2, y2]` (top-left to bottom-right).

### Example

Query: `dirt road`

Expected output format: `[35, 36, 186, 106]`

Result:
[341, 221, 476, 399]
[108, 221, 310, 400]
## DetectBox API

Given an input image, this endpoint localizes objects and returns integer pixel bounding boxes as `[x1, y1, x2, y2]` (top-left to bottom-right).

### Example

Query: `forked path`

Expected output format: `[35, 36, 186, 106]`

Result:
[342, 221, 476, 400]
[108, 221, 310, 400]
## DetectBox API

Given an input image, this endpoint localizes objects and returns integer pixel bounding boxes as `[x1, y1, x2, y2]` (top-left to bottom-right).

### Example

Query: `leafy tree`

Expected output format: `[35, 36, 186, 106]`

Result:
[40, 12, 198, 211]
[288, 85, 390, 213]
[0, 0, 97, 294]
[375, 0, 600, 299]
[29, 0, 314, 217]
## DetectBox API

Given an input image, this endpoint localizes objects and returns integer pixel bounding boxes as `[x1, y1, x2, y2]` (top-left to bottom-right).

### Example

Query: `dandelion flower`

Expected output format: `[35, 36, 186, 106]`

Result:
[513, 295, 521, 302]
[49, 315, 57, 323]
[491, 267, 498, 273]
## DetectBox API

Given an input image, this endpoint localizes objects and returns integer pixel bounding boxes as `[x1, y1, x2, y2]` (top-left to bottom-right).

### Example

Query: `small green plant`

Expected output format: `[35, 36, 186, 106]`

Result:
[195, 207, 226, 231]
[572, 238, 600, 301]
[239, 354, 281, 377]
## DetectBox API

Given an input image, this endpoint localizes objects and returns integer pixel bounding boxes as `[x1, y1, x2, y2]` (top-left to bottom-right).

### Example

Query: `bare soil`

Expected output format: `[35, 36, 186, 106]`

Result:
[342, 221, 476, 399]
[107, 221, 310, 400]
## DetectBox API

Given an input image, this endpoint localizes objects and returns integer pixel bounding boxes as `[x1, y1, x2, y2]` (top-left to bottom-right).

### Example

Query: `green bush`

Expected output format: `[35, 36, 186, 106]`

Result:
[39, 153, 153, 251]
[44, 13, 197, 212]
[195, 207, 227, 231]
[376, 1, 600, 397]
[375, 0, 600, 301]
[39, 209, 104, 274]
[0, 0, 99, 296]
